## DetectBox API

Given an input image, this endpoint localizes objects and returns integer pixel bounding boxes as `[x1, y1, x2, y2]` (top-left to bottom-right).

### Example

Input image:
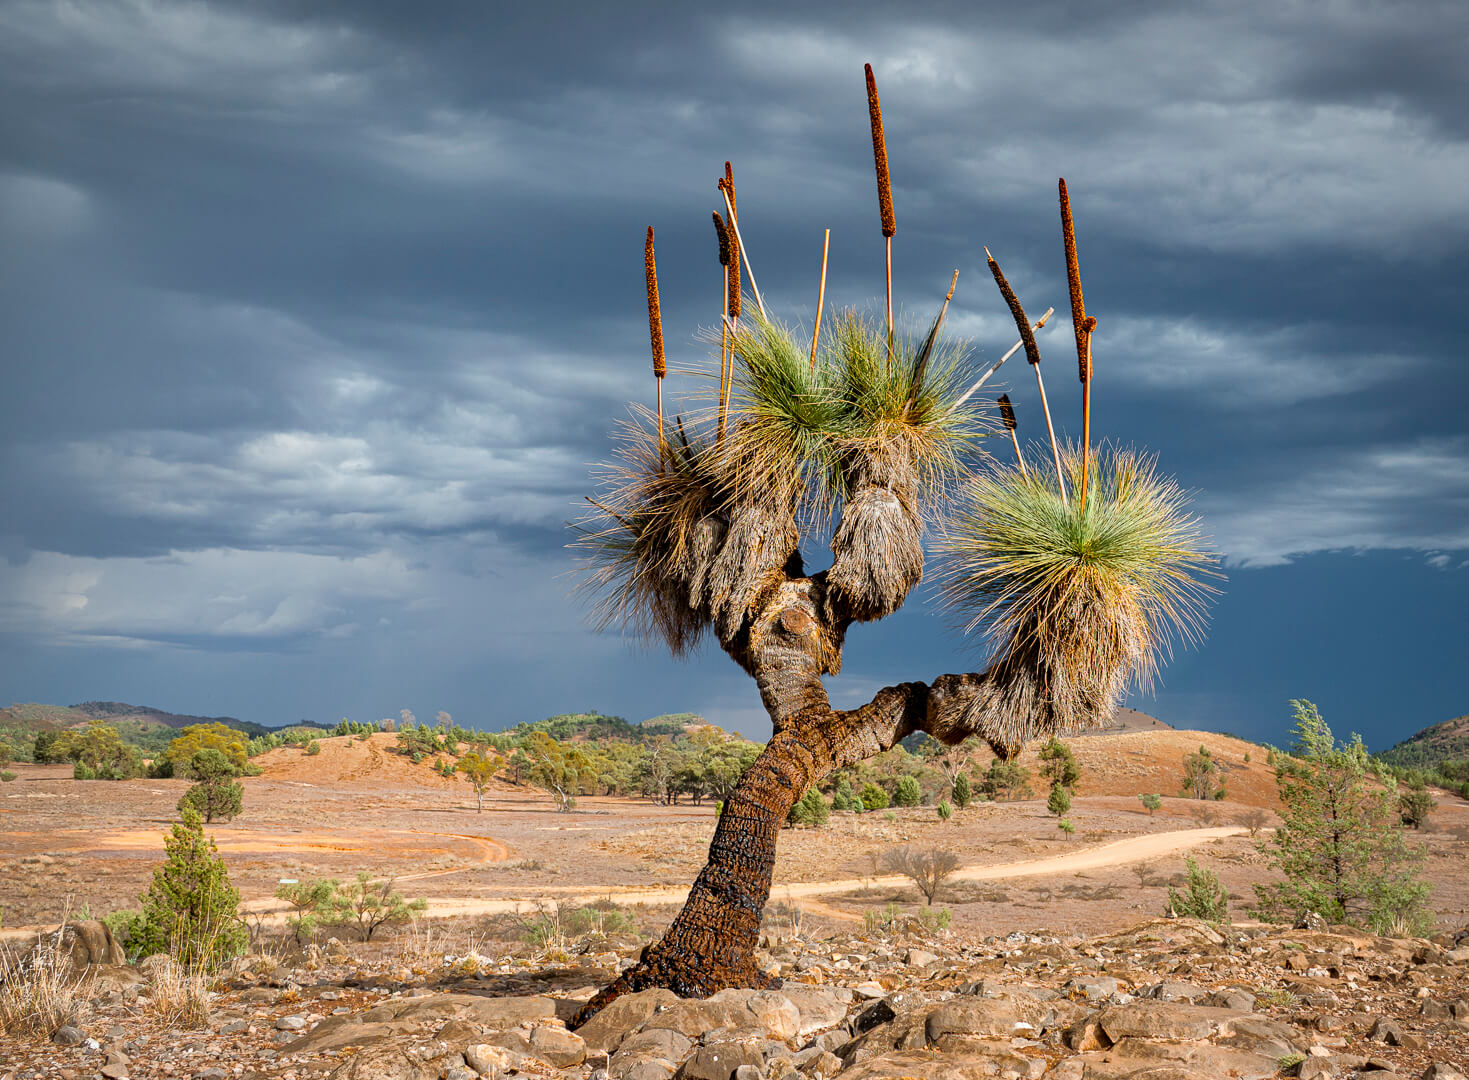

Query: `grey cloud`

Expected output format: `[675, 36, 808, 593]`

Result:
[1, 0, 1465, 745]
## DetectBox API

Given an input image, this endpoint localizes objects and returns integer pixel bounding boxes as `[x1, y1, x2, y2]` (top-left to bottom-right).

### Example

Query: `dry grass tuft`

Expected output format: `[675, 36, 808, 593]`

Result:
[0, 938, 93, 1039]
[143, 956, 212, 1029]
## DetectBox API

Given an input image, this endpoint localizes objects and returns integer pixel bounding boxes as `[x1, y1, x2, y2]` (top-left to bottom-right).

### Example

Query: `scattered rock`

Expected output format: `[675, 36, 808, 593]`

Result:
[528, 1023, 586, 1067]
[577, 987, 682, 1052]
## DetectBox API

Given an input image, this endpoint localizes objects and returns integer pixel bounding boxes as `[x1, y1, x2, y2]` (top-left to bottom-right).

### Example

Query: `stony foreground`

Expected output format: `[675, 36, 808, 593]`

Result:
[4, 918, 1468, 1080]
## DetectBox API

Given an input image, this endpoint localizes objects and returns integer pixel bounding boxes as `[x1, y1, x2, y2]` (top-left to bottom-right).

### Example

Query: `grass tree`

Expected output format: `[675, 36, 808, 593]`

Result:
[573, 65, 1215, 1021]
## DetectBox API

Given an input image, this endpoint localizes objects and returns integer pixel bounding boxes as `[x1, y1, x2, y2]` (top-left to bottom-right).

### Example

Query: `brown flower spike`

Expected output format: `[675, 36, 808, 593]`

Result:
[645, 226, 665, 380]
[998, 393, 1018, 431]
[865, 64, 895, 238]
[985, 249, 1043, 369]
[720, 180, 742, 320]
[712, 212, 730, 266]
[1058, 178, 1091, 382]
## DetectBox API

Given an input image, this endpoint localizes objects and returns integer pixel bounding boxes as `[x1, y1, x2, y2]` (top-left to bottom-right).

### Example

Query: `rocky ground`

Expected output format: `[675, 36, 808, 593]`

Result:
[4, 915, 1468, 1080]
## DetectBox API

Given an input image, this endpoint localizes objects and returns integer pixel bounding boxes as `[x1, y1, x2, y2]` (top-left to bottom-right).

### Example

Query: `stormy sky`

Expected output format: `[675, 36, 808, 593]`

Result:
[1, 1, 1465, 749]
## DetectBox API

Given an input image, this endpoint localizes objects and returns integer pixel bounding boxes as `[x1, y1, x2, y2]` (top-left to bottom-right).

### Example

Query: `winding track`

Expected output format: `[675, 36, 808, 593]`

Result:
[239, 825, 1246, 923]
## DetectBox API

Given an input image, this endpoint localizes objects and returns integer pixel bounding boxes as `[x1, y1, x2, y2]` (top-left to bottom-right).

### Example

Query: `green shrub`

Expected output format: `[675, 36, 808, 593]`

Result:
[100, 909, 148, 959]
[305, 741, 322, 757]
[787, 787, 830, 826]
[0, 771, 15, 783]
[1181, 745, 1226, 800]
[522, 902, 636, 947]
[981, 758, 1032, 800]
[1047, 784, 1072, 817]
[894, 775, 922, 807]
[860, 783, 890, 811]
[1038, 737, 1079, 789]
[1255, 701, 1431, 936]
[176, 749, 243, 824]
[131, 808, 247, 969]
[1167, 856, 1229, 924]
[831, 776, 859, 811]
[936, 800, 952, 821]
[1398, 781, 1436, 829]
[1058, 818, 1076, 837]
[1139, 793, 1163, 816]
[951, 772, 971, 809]
[917, 906, 952, 932]
[275, 878, 339, 943]
[323, 872, 426, 941]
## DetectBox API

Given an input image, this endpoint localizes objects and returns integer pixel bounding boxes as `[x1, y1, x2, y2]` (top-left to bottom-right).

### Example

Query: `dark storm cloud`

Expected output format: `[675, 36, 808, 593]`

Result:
[0, 0, 1465, 743]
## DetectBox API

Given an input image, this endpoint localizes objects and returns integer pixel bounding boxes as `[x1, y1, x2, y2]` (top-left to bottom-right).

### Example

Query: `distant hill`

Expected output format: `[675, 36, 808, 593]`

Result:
[1073, 706, 1173, 737]
[1377, 713, 1469, 771]
[508, 711, 716, 743]
[69, 701, 273, 737]
[0, 700, 305, 759]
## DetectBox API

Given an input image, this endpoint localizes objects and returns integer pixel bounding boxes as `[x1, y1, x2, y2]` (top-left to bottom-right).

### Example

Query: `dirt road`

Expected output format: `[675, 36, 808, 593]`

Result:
[241, 825, 1245, 922]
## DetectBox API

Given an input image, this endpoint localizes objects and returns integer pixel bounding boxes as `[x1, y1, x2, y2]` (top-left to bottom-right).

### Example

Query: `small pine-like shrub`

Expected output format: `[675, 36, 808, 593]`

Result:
[176, 749, 243, 824]
[305, 741, 322, 756]
[1167, 856, 1229, 924]
[1058, 818, 1076, 837]
[1047, 784, 1072, 817]
[936, 800, 953, 821]
[0, 771, 15, 783]
[132, 808, 247, 969]
[787, 787, 830, 826]
[951, 772, 971, 809]
[894, 775, 921, 807]
[1139, 793, 1163, 816]
[860, 783, 890, 811]
[831, 776, 858, 811]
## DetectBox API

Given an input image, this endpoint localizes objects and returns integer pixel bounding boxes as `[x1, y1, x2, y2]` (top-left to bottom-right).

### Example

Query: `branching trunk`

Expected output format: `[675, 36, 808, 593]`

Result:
[573, 562, 1038, 1024]
[575, 445, 1136, 1026]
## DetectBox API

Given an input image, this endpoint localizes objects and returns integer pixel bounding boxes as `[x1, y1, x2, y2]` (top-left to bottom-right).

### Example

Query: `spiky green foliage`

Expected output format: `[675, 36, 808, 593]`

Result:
[938, 445, 1216, 746]
[577, 309, 986, 653]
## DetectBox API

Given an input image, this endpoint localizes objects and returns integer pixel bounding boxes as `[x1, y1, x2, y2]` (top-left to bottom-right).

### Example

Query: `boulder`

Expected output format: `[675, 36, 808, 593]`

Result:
[1143, 982, 1207, 1004]
[776, 985, 847, 1037]
[465, 1043, 522, 1077]
[528, 1024, 586, 1067]
[43, 920, 126, 972]
[379, 992, 554, 1027]
[649, 991, 800, 1042]
[1096, 1003, 1241, 1043]
[840, 1049, 1034, 1079]
[678, 1040, 773, 1080]
[325, 1036, 455, 1080]
[577, 987, 682, 1052]
[926, 997, 1051, 1041]
[611, 1027, 695, 1074]
[625, 1061, 681, 1080]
